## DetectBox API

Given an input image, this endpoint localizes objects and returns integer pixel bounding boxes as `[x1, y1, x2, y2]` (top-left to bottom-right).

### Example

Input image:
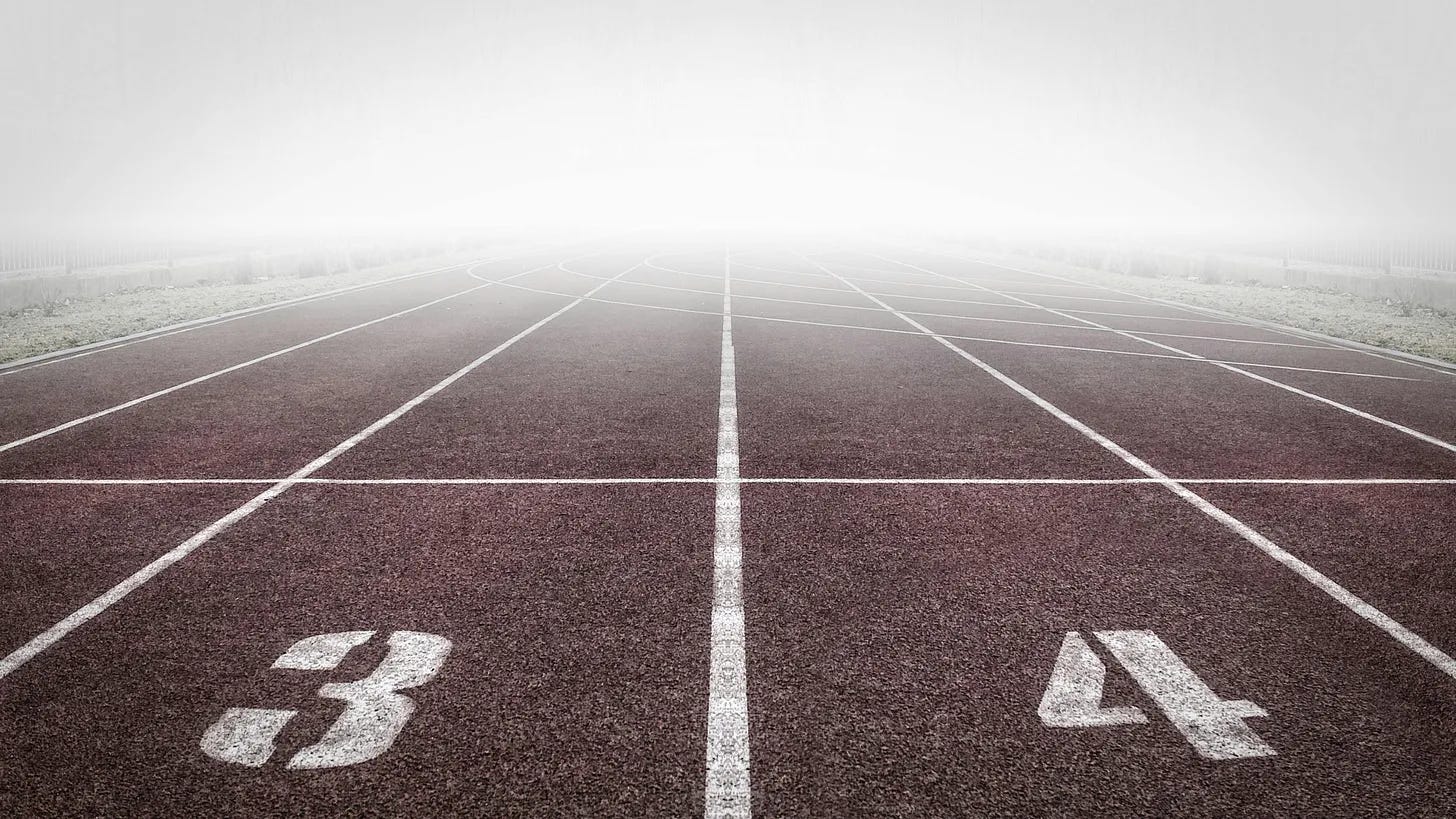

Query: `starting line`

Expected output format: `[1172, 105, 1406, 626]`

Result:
[1, 476, 1453, 486]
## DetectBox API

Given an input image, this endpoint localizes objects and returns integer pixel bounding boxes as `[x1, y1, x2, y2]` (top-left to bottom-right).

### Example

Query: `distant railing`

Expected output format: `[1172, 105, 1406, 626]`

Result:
[0, 242, 189, 276]
[1227, 239, 1456, 276]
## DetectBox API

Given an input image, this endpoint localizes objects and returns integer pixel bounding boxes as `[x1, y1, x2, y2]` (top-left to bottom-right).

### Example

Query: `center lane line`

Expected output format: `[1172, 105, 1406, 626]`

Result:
[800, 254, 1456, 682]
[0, 259, 640, 680]
[705, 250, 752, 819]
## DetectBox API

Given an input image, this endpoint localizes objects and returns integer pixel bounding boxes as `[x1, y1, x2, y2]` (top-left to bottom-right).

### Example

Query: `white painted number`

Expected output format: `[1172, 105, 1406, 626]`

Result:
[1039, 630, 1274, 760]
[201, 630, 452, 769]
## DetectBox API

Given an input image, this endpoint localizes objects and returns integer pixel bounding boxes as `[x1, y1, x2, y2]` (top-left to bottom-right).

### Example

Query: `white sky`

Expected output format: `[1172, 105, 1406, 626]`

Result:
[1, 0, 1453, 239]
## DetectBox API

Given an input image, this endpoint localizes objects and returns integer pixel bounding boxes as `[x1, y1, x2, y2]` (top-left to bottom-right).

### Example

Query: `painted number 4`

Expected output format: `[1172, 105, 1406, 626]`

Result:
[201, 630, 451, 769]
[1039, 630, 1274, 760]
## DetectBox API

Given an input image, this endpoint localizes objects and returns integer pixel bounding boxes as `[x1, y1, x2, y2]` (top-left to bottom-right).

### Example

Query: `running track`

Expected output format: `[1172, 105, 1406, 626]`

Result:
[2, 239, 1455, 816]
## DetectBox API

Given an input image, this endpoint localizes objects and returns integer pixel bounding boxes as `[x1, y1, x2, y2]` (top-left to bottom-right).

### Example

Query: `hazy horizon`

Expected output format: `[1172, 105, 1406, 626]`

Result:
[2, 1, 1453, 241]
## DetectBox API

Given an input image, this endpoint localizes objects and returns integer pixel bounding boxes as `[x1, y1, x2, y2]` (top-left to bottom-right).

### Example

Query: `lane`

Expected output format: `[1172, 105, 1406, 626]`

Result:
[938, 343, 1456, 478]
[742, 484, 1456, 816]
[320, 289, 722, 480]
[0, 265, 594, 479]
[0, 484, 714, 816]
[1201, 484, 1456, 647]
[732, 313, 1140, 481]
[1200, 364, 1456, 443]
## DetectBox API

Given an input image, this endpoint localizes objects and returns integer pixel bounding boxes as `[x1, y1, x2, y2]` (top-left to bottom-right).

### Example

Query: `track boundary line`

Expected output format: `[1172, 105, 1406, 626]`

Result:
[802, 253, 1456, 683]
[902, 245, 1456, 377]
[705, 249, 752, 818]
[0, 259, 640, 681]
[0, 257, 587, 456]
[860, 251, 1456, 454]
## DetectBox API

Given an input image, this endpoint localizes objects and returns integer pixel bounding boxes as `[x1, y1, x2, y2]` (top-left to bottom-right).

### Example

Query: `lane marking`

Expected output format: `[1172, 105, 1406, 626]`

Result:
[864, 251, 1456, 454]
[903, 245, 1456, 377]
[3, 476, 1455, 486]
[1039, 632, 1149, 728]
[803, 254, 1456, 683]
[0, 258, 582, 456]
[0, 260, 639, 681]
[463, 277, 1419, 382]
[202, 629, 451, 769]
[1041, 631, 1274, 760]
[705, 249, 752, 819]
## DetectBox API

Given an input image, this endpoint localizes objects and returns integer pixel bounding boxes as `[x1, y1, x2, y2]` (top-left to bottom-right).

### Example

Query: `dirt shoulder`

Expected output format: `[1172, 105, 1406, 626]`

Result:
[0, 250, 490, 365]
[971, 249, 1456, 365]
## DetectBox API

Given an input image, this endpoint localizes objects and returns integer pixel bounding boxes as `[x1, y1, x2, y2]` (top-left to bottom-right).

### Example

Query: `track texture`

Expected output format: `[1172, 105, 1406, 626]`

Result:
[2, 240, 1454, 816]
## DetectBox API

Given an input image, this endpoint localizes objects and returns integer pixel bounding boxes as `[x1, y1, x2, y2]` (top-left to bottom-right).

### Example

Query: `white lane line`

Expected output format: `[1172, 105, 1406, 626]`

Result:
[0, 261, 639, 681]
[3, 476, 1455, 487]
[0, 258, 578, 456]
[804, 254, 1456, 682]
[464, 278, 1420, 382]
[705, 250, 752, 819]
[865, 251, 1456, 454]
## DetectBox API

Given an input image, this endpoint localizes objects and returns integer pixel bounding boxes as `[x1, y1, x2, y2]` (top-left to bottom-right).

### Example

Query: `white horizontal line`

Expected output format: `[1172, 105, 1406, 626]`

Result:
[3, 477, 1453, 486]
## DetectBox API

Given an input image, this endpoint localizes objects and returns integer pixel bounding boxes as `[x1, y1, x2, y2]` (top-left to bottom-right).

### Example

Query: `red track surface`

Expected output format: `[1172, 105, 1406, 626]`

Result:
[2, 240, 1454, 816]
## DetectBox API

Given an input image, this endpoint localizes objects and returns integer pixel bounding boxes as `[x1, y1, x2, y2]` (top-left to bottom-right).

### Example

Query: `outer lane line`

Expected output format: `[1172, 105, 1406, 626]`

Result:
[803, 254, 1456, 683]
[861, 251, 1456, 454]
[3, 477, 1455, 486]
[454, 276, 1419, 382]
[0, 259, 641, 681]
[705, 249, 752, 819]
[0, 256, 588, 455]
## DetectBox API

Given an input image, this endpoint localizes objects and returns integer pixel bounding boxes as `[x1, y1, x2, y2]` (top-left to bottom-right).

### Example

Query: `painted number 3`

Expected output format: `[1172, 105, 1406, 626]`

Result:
[201, 630, 451, 769]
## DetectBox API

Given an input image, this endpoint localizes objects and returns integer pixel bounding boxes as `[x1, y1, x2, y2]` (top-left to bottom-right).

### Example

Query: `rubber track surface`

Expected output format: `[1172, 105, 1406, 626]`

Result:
[2, 241, 1455, 816]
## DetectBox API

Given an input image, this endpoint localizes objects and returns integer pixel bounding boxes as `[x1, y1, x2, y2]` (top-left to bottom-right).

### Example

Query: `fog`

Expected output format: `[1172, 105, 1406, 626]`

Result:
[2, 0, 1453, 241]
